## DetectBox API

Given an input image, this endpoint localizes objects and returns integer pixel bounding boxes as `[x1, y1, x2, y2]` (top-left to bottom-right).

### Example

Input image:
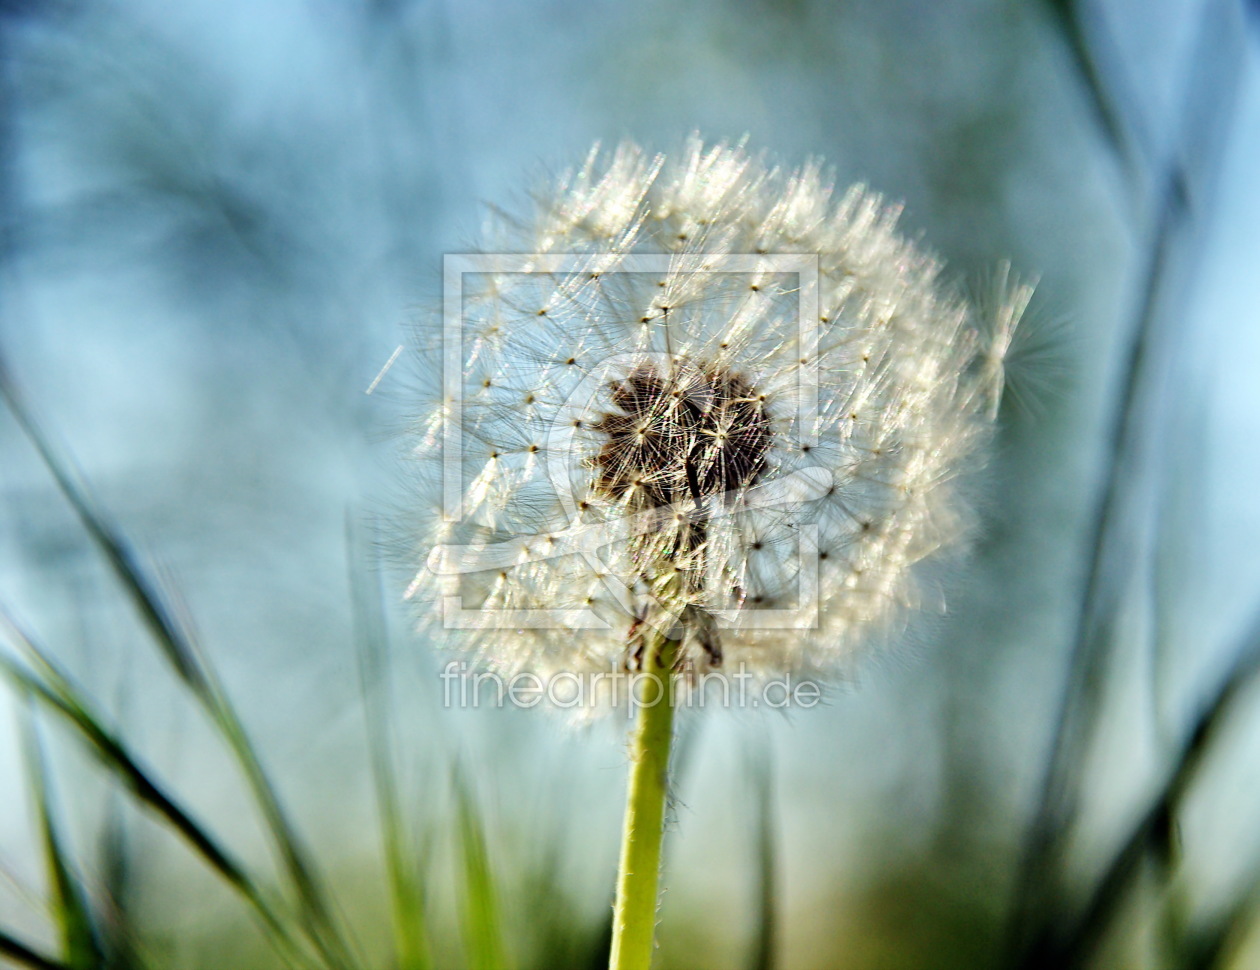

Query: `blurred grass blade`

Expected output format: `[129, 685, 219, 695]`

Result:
[0, 360, 207, 695]
[18, 702, 103, 970]
[1185, 868, 1260, 970]
[0, 609, 316, 970]
[207, 684, 360, 970]
[1007, 192, 1174, 965]
[348, 521, 432, 970]
[1149, 393, 1213, 739]
[1039, 0, 1139, 172]
[96, 788, 149, 970]
[747, 735, 777, 970]
[0, 369, 358, 970]
[1045, 605, 1260, 968]
[0, 930, 74, 970]
[1008, 0, 1247, 952]
[453, 765, 508, 970]
[96, 821, 137, 970]
[95, 667, 147, 970]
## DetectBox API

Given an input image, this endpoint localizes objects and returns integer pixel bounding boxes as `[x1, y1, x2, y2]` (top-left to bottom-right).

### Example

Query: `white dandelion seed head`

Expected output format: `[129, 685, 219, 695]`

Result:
[404, 136, 1029, 688]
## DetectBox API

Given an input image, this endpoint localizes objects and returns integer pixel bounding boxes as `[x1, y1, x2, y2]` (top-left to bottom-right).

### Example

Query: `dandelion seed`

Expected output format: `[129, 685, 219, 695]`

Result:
[405, 136, 1029, 685]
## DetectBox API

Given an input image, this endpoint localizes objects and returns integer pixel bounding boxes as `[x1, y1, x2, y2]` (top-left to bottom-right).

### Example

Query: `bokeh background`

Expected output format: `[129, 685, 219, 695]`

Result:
[2, 1, 1260, 968]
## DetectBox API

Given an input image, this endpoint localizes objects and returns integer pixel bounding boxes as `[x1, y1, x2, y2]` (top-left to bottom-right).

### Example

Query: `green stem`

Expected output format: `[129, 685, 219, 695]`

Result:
[609, 635, 679, 970]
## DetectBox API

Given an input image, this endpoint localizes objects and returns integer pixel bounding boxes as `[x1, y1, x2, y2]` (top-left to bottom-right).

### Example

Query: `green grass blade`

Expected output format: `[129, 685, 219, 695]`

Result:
[205, 689, 360, 970]
[0, 929, 74, 970]
[0, 365, 206, 695]
[348, 523, 432, 970]
[0, 371, 358, 970]
[453, 765, 508, 970]
[18, 703, 103, 970]
[747, 739, 777, 970]
[0, 612, 316, 970]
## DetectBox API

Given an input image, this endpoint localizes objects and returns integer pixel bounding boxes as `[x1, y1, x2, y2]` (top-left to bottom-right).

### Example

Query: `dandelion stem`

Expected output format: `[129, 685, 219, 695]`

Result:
[609, 634, 679, 970]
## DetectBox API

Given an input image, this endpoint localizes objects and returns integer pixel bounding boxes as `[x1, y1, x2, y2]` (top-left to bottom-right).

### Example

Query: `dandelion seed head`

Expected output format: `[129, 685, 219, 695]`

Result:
[404, 136, 1028, 687]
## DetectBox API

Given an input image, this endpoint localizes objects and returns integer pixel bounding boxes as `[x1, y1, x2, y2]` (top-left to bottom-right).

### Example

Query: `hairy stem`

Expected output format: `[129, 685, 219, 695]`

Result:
[609, 634, 679, 970]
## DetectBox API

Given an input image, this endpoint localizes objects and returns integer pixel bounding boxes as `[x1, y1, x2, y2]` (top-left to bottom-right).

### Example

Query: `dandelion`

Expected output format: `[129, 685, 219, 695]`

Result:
[402, 136, 1028, 970]
[408, 136, 1023, 681]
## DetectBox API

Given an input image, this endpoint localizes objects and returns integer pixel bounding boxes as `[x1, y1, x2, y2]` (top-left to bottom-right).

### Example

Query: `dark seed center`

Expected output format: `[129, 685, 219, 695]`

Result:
[592, 361, 771, 508]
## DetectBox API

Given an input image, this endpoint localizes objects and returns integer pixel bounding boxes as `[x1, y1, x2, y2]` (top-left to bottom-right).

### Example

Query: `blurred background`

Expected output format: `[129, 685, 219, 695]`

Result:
[2, 1, 1259, 968]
